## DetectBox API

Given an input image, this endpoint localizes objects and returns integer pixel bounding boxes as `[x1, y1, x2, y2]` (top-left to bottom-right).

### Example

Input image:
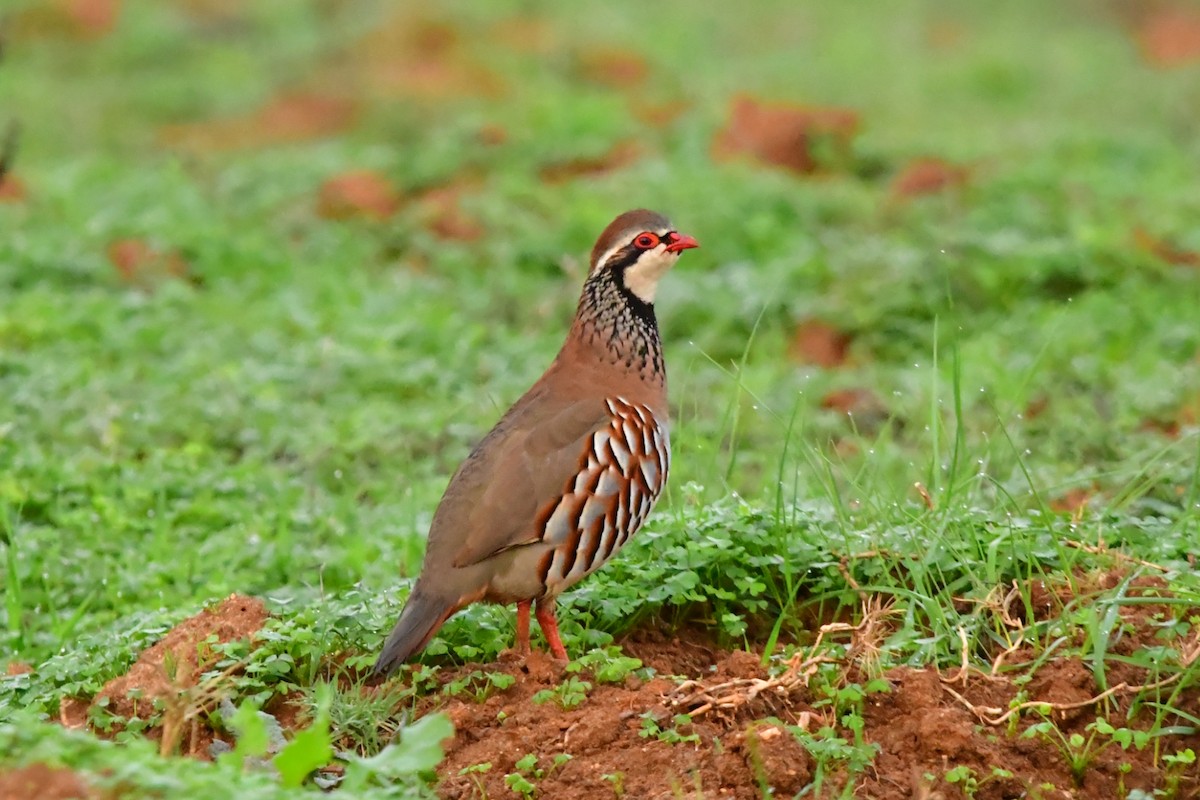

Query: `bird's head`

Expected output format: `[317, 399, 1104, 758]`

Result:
[588, 209, 699, 305]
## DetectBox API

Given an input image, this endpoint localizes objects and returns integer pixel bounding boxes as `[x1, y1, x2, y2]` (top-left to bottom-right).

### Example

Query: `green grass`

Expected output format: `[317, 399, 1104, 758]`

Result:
[2, 0, 1200, 797]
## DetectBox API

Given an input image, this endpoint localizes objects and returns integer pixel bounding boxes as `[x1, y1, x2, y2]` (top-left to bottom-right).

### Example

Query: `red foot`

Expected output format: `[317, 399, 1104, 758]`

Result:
[515, 600, 532, 655]
[535, 599, 568, 661]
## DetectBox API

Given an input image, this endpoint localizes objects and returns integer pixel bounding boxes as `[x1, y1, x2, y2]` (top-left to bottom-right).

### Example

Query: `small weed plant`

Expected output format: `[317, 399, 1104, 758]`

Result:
[531, 677, 591, 711]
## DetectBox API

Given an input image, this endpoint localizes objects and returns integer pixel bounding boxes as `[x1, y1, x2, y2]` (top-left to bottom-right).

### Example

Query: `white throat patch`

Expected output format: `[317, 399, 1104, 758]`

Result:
[592, 228, 678, 305]
[621, 247, 676, 304]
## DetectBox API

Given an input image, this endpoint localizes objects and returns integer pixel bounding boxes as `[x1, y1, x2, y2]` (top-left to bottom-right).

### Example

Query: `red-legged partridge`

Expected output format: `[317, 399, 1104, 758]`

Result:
[372, 209, 698, 676]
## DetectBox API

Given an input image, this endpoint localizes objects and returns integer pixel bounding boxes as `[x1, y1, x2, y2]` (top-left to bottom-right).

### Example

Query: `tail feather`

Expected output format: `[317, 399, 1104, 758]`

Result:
[372, 590, 455, 677]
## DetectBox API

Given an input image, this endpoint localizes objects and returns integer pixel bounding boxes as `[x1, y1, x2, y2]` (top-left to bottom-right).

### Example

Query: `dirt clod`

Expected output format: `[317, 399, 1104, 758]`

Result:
[106, 238, 191, 289]
[539, 141, 642, 184]
[0, 763, 93, 800]
[0, 176, 25, 203]
[713, 95, 859, 175]
[890, 157, 970, 198]
[64, 594, 269, 756]
[790, 319, 852, 368]
[1136, 7, 1200, 67]
[317, 171, 402, 221]
[94, 594, 266, 718]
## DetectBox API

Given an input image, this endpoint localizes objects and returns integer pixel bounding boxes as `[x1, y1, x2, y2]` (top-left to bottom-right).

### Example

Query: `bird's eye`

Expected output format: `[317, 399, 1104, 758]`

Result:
[634, 232, 660, 250]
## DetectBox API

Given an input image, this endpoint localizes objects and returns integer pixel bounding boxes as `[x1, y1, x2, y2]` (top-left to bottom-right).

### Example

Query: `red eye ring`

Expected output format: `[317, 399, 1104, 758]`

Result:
[633, 232, 660, 250]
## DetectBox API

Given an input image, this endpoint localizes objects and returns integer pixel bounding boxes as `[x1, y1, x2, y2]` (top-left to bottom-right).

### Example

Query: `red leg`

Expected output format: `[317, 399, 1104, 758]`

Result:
[535, 598, 568, 661]
[515, 600, 532, 655]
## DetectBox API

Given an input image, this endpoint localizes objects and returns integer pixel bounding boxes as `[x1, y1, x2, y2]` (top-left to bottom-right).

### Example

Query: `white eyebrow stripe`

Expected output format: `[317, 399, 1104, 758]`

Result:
[593, 243, 624, 271]
[590, 228, 672, 272]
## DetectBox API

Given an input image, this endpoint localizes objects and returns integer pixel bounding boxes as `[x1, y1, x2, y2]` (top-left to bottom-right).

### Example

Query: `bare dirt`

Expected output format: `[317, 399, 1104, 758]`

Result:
[40, 577, 1200, 799]
[430, 635, 815, 800]
[423, 626, 1200, 800]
